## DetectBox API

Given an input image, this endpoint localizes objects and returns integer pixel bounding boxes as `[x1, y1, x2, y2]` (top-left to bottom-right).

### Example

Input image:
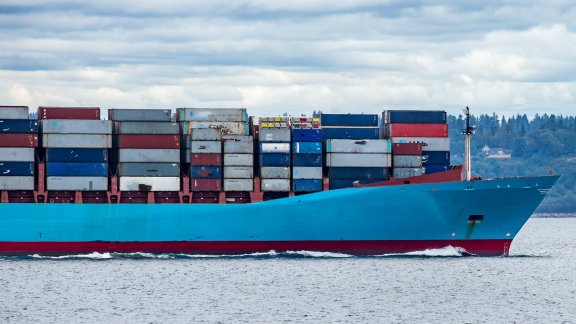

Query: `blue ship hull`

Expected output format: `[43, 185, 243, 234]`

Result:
[0, 175, 558, 256]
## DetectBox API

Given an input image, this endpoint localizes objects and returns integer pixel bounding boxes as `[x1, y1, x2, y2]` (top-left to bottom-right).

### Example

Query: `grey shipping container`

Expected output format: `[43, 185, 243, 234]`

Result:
[118, 163, 181, 177]
[292, 167, 322, 179]
[0, 176, 34, 190]
[191, 141, 222, 154]
[223, 179, 254, 191]
[118, 149, 180, 162]
[391, 137, 450, 152]
[189, 128, 222, 140]
[176, 108, 247, 122]
[393, 155, 423, 168]
[223, 166, 254, 179]
[0, 148, 35, 162]
[41, 120, 112, 134]
[115, 121, 179, 134]
[181, 121, 247, 135]
[223, 154, 254, 166]
[0, 106, 29, 119]
[223, 140, 253, 154]
[261, 179, 290, 192]
[326, 139, 391, 153]
[42, 134, 112, 148]
[108, 109, 172, 122]
[119, 176, 180, 191]
[325, 153, 391, 167]
[260, 167, 290, 179]
[46, 176, 108, 191]
[393, 167, 423, 179]
[260, 143, 290, 153]
[259, 128, 291, 142]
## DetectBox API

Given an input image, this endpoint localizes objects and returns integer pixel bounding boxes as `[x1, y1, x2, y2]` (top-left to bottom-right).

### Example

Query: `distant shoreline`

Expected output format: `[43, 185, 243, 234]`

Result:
[532, 213, 576, 218]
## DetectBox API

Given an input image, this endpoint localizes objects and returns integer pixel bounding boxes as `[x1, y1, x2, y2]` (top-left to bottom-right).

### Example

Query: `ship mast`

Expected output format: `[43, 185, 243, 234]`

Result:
[463, 106, 475, 181]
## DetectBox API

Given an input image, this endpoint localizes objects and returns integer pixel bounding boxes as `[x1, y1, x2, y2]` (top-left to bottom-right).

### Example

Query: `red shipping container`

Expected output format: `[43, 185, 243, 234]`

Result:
[0, 134, 38, 147]
[191, 153, 222, 166]
[392, 143, 423, 156]
[191, 179, 222, 191]
[117, 135, 180, 148]
[38, 107, 101, 120]
[388, 123, 448, 137]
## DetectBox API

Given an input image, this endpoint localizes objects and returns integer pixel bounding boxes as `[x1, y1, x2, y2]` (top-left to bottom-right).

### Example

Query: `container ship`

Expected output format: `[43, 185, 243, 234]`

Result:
[0, 106, 558, 256]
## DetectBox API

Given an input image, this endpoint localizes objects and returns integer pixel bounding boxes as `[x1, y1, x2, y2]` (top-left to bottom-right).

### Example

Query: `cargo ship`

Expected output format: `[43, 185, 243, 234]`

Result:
[0, 106, 558, 256]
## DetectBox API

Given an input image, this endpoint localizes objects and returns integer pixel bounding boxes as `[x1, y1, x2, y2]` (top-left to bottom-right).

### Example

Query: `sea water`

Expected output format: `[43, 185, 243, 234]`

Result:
[1, 217, 575, 323]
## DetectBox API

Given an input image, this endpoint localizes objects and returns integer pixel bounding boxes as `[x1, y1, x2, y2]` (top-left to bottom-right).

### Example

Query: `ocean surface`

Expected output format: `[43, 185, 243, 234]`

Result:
[1, 217, 575, 324]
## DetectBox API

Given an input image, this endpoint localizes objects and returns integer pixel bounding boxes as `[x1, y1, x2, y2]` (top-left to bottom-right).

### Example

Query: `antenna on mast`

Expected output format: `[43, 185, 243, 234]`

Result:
[462, 106, 475, 181]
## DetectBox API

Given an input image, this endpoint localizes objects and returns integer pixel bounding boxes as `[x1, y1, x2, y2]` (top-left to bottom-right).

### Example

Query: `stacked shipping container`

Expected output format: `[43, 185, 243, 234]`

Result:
[291, 117, 323, 193]
[392, 143, 423, 178]
[321, 113, 391, 189]
[110, 109, 180, 191]
[177, 108, 252, 202]
[0, 106, 37, 190]
[383, 110, 450, 175]
[259, 117, 291, 192]
[40, 107, 110, 191]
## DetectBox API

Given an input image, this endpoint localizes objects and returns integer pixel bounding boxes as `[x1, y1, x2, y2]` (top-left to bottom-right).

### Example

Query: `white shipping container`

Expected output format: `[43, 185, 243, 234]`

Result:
[260, 143, 290, 153]
[191, 140, 222, 153]
[223, 179, 254, 191]
[181, 121, 247, 135]
[223, 154, 254, 166]
[176, 108, 247, 122]
[391, 137, 450, 152]
[190, 128, 222, 140]
[292, 167, 322, 179]
[42, 134, 112, 148]
[223, 166, 254, 179]
[223, 140, 253, 153]
[261, 179, 291, 192]
[41, 120, 112, 134]
[0, 148, 35, 162]
[325, 153, 391, 167]
[0, 106, 29, 119]
[393, 155, 423, 168]
[260, 167, 290, 179]
[326, 139, 391, 153]
[119, 177, 180, 191]
[0, 176, 34, 190]
[259, 128, 291, 142]
[393, 167, 423, 179]
[118, 149, 180, 162]
[47, 176, 108, 191]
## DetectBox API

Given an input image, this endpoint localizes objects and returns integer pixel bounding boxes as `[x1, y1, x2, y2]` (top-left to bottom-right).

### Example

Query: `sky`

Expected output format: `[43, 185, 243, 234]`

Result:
[0, 0, 575, 117]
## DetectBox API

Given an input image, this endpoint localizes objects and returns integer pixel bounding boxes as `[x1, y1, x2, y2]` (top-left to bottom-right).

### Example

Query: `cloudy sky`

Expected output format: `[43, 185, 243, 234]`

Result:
[1, 1, 575, 117]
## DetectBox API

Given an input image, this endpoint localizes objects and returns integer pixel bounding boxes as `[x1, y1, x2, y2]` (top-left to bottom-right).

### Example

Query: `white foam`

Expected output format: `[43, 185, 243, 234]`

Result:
[284, 250, 354, 258]
[31, 252, 113, 259]
[377, 246, 469, 257]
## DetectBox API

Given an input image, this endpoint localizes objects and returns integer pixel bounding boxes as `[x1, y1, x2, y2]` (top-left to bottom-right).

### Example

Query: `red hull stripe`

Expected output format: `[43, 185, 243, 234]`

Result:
[0, 240, 512, 256]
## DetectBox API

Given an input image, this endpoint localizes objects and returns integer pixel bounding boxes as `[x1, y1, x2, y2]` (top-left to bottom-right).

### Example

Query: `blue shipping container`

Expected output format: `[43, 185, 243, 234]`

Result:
[322, 127, 379, 140]
[190, 166, 222, 179]
[292, 154, 322, 167]
[292, 129, 322, 142]
[292, 142, 322, 154]
[46, 148, 108, 162]
[329, 179, 385, 190]
[0, 119, 38, 133]
[0, 162, 34, 176]
[385, 110, 446, 124]
[260, 153, 291, 167]
[293, 179, 323, 192]
[422, 164, 450, 174]
[321, 114, 378, 127]
[46, 162, 108, 177]
[329, 167, 390, 180]
[422, 151, 450, 165]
